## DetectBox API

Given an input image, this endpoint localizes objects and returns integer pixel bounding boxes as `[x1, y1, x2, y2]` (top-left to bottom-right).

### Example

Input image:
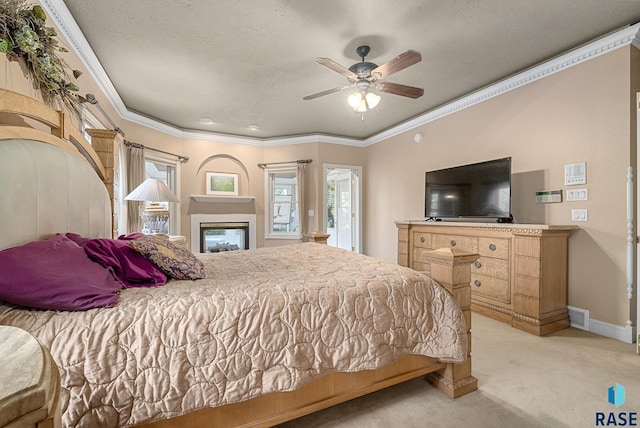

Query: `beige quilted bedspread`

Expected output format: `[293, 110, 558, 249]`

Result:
[0, 243, 467, 427]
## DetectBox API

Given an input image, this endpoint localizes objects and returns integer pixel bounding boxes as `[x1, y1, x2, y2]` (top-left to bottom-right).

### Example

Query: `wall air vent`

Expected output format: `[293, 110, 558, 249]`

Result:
[567, 305, 590, 331]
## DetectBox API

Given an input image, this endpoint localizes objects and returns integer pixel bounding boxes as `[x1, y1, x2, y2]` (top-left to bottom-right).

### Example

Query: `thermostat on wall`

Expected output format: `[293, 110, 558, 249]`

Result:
[565, 162, 587, 185]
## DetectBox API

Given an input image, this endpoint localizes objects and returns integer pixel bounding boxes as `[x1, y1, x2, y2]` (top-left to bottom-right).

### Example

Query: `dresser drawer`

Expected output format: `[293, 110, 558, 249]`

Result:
[431, 234, 478, 252]
[478, 237, 509, 259]
[471, 257, 509, 280]
[471, 274, 510, 303]
[413, 232, 432, 249]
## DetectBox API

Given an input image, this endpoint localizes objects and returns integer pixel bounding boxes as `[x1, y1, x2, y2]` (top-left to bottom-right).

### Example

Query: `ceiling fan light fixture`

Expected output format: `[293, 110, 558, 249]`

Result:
[305, 45, 423, 112]
[347, 92, 364, 110]
[365, 92, 381, 109]
[347, 90, 380, 112]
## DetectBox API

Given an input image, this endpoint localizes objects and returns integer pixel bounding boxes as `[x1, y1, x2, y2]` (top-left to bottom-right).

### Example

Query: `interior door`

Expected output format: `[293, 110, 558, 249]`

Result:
[324, 164, 361, 253]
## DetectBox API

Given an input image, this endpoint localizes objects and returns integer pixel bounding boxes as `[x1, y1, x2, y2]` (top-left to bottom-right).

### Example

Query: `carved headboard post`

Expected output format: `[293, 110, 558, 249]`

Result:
[86, 129, 120, 238]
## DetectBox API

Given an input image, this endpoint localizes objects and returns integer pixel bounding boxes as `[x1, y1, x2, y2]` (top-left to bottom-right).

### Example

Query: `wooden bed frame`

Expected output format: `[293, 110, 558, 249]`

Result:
[0, 88, 479, 428]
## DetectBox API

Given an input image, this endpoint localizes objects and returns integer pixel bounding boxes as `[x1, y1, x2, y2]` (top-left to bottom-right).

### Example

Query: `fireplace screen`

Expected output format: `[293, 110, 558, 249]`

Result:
[200, 222, 249, 253]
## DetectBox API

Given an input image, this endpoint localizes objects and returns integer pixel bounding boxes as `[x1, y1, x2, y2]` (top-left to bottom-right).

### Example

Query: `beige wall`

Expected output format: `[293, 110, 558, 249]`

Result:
[177, 139, 365, 248]
[1, 21, 636, 329]
[364, 46, 635, 327]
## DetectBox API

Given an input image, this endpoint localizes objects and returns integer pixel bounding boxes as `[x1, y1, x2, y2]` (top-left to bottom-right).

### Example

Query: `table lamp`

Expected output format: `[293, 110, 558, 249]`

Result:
[124, 178, 180, 234]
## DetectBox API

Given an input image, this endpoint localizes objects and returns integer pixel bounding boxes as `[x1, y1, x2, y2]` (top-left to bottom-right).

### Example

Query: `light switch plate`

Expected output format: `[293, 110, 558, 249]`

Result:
[566, 188, 588, 201]
[571, 209, 588, 222]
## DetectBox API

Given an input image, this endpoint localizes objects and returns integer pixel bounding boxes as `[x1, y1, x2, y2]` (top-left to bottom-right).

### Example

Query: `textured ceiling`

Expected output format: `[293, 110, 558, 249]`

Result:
[57, 0, 640, 140]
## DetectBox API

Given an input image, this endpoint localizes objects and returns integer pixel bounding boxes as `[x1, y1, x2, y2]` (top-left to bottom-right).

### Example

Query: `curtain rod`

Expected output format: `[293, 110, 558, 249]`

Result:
[257, 159, 312, 169]
[124, 140, 189, 163]
[78, 93, 125, 136]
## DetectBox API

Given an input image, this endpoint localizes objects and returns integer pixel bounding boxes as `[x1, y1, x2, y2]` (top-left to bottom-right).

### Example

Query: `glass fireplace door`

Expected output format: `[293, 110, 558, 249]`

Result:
[200, 222, 249, 253]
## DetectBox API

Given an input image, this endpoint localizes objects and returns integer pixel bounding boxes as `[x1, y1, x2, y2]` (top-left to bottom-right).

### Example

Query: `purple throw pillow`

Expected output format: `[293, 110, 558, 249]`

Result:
[65, 232, 90, 247]
[0, 234, 121, 311]
[84, 238, 167, 288]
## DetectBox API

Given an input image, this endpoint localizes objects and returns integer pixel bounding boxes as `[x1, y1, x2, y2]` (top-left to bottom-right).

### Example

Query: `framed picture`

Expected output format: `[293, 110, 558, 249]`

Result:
[206, 172, 239, 195]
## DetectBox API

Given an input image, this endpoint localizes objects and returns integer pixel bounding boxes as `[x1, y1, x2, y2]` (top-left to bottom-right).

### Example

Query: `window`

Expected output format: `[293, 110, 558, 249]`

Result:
[145, 156, 178, 235]
[265, 167, 300, 239]
[80, 105, 106, 142]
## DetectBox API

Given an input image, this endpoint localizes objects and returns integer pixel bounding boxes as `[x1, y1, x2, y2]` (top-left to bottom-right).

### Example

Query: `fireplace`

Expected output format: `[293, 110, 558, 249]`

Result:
[200, 222, 249, 253]
[190, 214, 257, 253]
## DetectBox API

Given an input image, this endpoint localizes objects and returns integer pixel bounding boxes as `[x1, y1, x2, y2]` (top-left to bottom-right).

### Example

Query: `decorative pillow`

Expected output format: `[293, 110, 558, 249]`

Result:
[126, 235, 205, 280]
[0, 234, 121, 311]
[84, 238, 167, 288]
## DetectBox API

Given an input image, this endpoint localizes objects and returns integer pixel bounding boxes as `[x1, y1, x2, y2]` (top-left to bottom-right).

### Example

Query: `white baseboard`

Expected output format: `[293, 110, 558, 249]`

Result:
[568, 305, 635, 343]
[589, 319, 635, 344]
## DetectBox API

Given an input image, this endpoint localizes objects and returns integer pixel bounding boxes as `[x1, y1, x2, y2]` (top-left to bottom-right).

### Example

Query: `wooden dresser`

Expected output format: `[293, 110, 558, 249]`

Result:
[396, 221, 577, 336]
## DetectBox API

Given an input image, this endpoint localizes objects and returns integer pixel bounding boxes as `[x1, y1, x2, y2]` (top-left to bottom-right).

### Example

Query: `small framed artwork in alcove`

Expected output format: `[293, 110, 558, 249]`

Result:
[206, 172, 238, 195]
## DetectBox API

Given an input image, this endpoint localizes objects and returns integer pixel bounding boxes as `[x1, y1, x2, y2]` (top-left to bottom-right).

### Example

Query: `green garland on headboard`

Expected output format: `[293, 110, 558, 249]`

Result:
[0, 0, 82, 117]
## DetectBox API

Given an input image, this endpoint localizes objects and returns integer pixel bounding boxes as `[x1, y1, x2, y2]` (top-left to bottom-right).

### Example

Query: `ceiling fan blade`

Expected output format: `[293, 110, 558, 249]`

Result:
[371, 50, 422, 80]
[316, 58, 357, 80]
[377, 81, 424, 99]
[303, 85, 352, 100]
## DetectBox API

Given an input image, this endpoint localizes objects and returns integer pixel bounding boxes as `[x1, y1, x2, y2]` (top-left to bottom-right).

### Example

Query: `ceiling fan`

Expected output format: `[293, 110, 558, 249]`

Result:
[303, 45, 424, 112]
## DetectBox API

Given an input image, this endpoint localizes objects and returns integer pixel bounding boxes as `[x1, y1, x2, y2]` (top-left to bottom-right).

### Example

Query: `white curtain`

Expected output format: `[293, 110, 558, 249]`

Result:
[123, 144, 145, 233]
[297, 162, 307, 236]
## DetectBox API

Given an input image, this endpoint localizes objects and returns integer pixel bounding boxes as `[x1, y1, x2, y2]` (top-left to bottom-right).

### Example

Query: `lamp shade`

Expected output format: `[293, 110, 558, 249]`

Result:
[125, 178, 179, 203]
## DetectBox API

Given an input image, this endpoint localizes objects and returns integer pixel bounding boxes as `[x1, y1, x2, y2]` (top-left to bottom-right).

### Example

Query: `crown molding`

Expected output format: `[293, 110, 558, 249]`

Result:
[364, 23, 640, 146]
[40, 0, 128, 117]
[42, 0, 639, 148]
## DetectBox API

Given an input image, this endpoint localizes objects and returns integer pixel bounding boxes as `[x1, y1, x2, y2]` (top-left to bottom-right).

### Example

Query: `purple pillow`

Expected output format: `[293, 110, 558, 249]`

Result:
[118, 233, 145, 241]
[0, 234, 121, 311]
[84, 238, 167, 288]
[65, 232, 90, 247]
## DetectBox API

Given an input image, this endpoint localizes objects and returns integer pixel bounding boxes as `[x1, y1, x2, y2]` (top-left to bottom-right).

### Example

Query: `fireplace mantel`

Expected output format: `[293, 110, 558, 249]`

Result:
[190, 195, 255, 203]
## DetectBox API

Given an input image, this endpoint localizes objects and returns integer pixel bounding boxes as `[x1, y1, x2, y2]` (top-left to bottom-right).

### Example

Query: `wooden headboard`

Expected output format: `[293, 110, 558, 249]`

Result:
[0, 89, 117, 250]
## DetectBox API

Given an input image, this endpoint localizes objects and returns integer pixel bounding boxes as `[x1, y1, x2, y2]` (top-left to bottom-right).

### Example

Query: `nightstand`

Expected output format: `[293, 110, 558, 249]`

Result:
[168, 235, 188, 249]
[0, 326, 61, 427]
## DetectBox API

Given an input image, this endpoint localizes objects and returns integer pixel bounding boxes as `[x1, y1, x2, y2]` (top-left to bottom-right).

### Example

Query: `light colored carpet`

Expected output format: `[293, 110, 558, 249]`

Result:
[277, 314, 640, 428]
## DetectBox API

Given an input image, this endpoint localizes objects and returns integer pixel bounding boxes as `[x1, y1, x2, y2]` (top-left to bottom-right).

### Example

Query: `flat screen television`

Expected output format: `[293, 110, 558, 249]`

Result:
[425, 157, 512, 222]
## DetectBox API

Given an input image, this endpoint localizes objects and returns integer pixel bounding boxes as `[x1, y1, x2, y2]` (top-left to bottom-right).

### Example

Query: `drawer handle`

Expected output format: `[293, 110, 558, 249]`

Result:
[450, 240, 456, 247]
[474, 279, 481, 287]
[489, 243, 496, 251]
[474, 261, 482, 268]
[420, 237, 425, 243]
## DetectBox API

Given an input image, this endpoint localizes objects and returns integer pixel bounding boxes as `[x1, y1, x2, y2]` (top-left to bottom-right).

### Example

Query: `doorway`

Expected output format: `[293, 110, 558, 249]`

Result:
[636, 92, 640, 352]
[323, 164, 362, 253]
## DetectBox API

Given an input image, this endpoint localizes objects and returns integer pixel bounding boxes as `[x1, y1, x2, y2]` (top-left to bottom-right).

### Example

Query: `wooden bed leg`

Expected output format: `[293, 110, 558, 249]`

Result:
[422, 247, 479, 398]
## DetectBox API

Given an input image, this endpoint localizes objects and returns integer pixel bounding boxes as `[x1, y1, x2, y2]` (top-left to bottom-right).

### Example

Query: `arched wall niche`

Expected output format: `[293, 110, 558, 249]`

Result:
[196, 154, 251, 195]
